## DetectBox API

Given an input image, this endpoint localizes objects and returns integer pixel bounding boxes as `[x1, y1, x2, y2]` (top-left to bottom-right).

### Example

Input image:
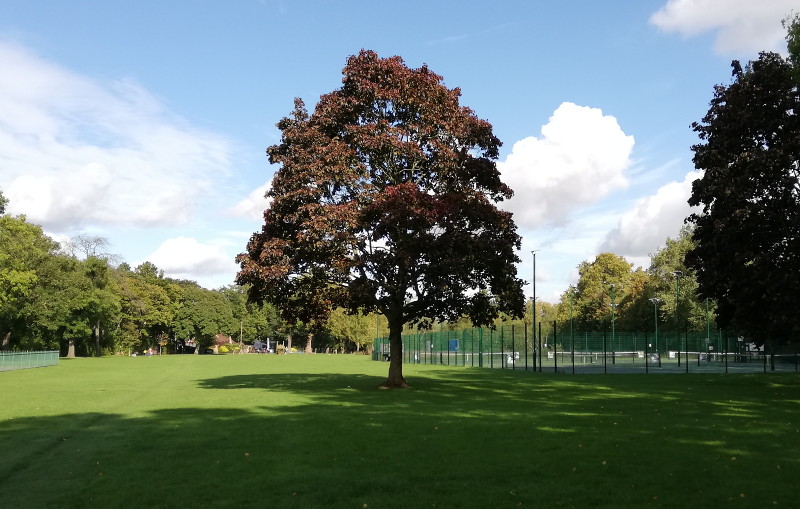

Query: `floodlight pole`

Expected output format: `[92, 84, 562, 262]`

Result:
[673, 271, 682, 366]
[532, 250, 538, 372]
[609, 283, 616, 355]
[649, 297, 662, 367]
[706, 298, 710, 347]
[568, 287, 576, 374]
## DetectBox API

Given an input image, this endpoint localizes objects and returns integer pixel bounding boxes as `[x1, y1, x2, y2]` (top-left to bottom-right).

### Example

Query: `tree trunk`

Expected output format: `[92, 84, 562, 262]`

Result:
[94, 321, 102, 357]
[382, 313, 408, 388]
[67, 339, 76, 358]
[287, 333, 292, 351]
[305, 333, 313, 354]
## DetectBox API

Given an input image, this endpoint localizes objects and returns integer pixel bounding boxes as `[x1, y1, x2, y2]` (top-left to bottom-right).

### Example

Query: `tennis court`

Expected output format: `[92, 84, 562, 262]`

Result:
[374, 325, 799, 375]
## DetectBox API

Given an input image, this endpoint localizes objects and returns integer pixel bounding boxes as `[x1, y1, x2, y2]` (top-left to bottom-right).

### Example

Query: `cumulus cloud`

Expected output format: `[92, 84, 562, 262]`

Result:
[650, 0, 796, 54]
[600, 170, 702, 258]
[229, 180, 272, 221]
[142, 237, 238, 284]
[0, 41, 232, 231]
[498, 102, 635, 229]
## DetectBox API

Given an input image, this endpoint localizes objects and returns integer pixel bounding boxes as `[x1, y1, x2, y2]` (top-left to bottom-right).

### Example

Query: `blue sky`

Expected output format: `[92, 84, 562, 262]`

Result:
[0, 0, 796, 301]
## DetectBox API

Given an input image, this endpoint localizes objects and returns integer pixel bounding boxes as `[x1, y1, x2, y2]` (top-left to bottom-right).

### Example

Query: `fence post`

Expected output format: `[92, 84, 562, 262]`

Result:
[511, 324, 516, 370]
[524, 322, 528, 371]
[538, 322, 543, 372]
[698, 333, 702, 367]
[470, 329, 474, 367]
[685, 330, 689, 374]
[571, 322, 575, 375]
[500, 327, 505, 369]
[490, 328, 494, 369]
[724, 331, 728, 373]
[552, 321, 558, 373]
[478, 328, 483, 368]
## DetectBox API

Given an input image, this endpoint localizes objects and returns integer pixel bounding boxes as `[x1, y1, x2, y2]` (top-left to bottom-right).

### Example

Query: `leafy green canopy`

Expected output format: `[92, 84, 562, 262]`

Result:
[237, 50, 525, 384]
[687, 49, 800, 344]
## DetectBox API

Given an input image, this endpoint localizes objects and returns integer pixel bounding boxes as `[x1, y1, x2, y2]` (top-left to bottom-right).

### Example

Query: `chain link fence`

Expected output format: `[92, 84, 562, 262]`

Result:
[372, 324, 800, 374]
[0, 351, 60, 372]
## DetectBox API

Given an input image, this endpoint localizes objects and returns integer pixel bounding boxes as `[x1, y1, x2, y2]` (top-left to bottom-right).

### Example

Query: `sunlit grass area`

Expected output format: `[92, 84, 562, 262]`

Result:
[1, 355, 798, 508]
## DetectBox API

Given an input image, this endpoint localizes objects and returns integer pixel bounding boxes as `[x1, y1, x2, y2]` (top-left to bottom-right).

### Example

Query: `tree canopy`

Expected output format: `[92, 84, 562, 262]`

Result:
[237, 50, 525, 387]
[687, 37, 800, 344]
[0, 194, 283, 355]
[552, 227, 715, 337]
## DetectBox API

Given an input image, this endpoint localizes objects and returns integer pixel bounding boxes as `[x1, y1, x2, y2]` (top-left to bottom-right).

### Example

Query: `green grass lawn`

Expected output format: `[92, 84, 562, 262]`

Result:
[1, 354, 798, 508]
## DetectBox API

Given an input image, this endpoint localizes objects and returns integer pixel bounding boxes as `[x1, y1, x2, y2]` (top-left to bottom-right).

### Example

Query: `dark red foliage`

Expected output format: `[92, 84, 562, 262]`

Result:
[237, 50, 525, 385]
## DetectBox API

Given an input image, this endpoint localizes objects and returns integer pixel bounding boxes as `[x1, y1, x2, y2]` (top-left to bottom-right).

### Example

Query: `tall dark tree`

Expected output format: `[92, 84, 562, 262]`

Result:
[237, 50, 525, 387]
[687, 49, 800, 345]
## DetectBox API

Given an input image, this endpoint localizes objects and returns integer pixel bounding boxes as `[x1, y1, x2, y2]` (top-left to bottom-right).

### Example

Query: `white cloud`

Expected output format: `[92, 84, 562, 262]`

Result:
[600, 170, 701, 258]
[650, 0, 796, 54]
[498, 102, 634, 229]
[229, 180, 272, 221]
[0, 41, 232, 231]
[142, 237, 238, 285]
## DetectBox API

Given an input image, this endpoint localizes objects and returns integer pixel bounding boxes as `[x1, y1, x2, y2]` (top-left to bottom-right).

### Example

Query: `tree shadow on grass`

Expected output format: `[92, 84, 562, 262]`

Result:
[1, 371, 798, 508]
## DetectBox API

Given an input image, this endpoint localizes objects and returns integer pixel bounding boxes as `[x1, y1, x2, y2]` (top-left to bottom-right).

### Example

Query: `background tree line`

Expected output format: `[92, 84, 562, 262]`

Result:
[552, 225, 713, 336]
[0, 192, 383, 356]
[0, 191, 729, 356]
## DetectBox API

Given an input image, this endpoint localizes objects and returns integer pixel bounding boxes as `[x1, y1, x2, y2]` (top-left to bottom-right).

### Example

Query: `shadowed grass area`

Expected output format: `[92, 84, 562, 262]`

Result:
[1, 355, 798, 508]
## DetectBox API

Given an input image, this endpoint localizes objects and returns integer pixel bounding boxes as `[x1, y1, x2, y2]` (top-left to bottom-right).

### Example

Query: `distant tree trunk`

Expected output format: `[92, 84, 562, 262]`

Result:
[305, 333, 313, 354]
[287, 333, 292, 351]
[66, 339, 76, 358]
[94, 321, 102, 357]
[2, 331, 10, 350]
[382, 311, 408, 388]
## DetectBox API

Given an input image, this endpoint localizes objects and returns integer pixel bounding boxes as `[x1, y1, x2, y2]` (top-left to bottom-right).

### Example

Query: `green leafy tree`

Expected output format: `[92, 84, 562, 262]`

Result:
[568, 253, 638, 332]
[173, 282, 236, 353]
[135, 261, 165, 280]
[75, 256, 121, 357]
[649, 225, 711, 333]
[30, 256, 87, 354]
[0, 214, 62, 349]
[237, 50, 525, 387]
[328, 308, 374, 352]
[614, 269, 652, 332]
[0, 189, 8, 215]
[219, 285, 283, 346]
[114, 267, 175, 354]
[687, 46, 799, 344]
